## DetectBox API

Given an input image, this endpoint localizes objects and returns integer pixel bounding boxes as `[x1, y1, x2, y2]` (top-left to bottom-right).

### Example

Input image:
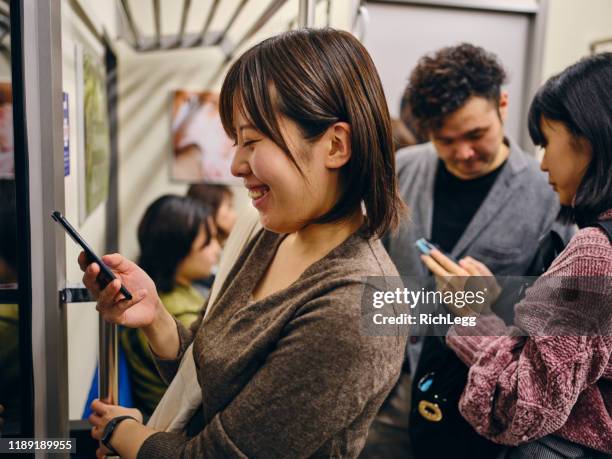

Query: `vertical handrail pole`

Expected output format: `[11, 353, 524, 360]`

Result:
[99, 319, 118, 404]
[298, 0, 315, 28]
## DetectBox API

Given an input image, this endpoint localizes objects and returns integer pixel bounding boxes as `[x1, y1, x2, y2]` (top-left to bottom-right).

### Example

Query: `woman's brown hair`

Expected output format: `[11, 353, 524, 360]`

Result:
[219, 28, 404, 238]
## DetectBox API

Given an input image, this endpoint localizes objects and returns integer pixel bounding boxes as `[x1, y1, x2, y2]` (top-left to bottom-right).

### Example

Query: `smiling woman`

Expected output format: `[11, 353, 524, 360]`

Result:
[79, 28, 407, 459]
[219, 28, 403, 238]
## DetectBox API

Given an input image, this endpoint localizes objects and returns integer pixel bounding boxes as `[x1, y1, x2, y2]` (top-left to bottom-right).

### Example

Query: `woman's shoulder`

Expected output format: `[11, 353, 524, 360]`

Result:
[324, 233, 400, 279]
[565, 221, 611, 257]
[547, 219, 612, 276]
[294, 235, 403, 319]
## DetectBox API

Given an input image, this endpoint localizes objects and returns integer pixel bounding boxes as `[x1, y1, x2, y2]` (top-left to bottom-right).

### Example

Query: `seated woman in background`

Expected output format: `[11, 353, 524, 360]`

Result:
[121, 194, 220, 418]
[187, 184, 238, 296]
[81, 28, 406, 459]
[422, 53, 612, 456]
[187, 184, 237, 246]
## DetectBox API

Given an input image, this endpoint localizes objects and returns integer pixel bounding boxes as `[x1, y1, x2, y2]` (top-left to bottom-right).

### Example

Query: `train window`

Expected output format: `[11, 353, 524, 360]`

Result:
[0, 1, 20, 429]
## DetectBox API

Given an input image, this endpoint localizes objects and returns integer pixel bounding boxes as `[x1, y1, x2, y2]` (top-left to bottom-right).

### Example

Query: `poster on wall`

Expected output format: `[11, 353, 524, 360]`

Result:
[0, 82, 13, 179]
[76, 46, 110, 223]
[170, 90, 240, 184]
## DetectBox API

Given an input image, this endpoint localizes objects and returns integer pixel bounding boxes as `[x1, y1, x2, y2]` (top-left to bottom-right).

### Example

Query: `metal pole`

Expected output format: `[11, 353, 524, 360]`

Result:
[101, 40, 120, 406]
[198, 0, 220, 45]
[521, 0, 548, 153]
[177, 0, 192, 46]
[213, 0, 248, 45]
[22, 0, 69, 448]
[298, 0, 315, 28]
[70, 0, 105, 45]
[153, 0, 160, 47]
[98, 320, 118, 405]
[206, 0, 287, 87]
[118, 0, 141, 49]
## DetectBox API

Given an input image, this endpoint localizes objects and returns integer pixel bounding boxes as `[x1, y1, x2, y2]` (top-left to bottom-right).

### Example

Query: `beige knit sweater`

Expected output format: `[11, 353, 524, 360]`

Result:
[138, 228, 406, 458]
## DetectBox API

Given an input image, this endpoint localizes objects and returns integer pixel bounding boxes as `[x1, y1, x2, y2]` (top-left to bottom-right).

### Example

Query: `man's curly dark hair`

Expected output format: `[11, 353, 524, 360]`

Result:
[406, 43, 507, 136]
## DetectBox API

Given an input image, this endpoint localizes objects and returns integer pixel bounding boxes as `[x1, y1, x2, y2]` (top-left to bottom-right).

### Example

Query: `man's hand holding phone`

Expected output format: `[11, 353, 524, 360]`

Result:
[78, 252, 162, 329]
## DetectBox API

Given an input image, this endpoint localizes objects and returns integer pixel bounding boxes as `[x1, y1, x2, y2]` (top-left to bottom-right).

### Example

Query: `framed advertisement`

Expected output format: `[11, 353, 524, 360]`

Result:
[170, 90, 240, 185]
[75, 45, 110, 223]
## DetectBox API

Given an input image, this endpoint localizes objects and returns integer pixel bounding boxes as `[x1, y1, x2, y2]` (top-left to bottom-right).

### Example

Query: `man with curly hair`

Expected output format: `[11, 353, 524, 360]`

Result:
[362, 44, 574, 459]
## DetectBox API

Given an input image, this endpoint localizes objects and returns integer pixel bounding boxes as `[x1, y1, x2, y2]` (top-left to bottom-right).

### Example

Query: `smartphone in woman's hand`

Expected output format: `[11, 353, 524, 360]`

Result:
[51, 211, 132, 300]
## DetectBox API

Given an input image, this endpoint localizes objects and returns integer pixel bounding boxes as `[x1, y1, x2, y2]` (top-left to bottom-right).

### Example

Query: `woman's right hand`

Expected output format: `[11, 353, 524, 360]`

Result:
[78, 252, 163, 328]
[421, 250, 501, 315]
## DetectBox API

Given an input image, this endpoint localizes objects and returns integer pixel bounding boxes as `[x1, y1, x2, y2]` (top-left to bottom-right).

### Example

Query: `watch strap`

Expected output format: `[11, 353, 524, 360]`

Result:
[101, 415, 138, 456]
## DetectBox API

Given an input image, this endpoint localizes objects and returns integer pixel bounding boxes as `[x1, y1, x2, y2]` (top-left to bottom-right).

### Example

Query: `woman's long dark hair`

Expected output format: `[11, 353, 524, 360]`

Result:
[138, 195, 212, 293]
[528, 52, 612, 226]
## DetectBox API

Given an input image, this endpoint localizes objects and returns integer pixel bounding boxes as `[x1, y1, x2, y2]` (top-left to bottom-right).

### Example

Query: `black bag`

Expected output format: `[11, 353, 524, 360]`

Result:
[525, 229, 567, 276]
[589, 220, 612, 243]
[409, 335, 504, 459]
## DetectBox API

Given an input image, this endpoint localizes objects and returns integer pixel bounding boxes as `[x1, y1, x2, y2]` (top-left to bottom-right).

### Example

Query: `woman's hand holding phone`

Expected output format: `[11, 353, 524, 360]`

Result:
[420, 249, 501, 316]
[78, 251, 161, 328]
[79, 252, 181, 360]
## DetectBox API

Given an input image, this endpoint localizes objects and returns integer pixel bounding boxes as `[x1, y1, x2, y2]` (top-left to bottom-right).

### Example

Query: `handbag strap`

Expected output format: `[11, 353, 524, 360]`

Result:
[590, 220, 612, 244]
[146, 209, 261, 432]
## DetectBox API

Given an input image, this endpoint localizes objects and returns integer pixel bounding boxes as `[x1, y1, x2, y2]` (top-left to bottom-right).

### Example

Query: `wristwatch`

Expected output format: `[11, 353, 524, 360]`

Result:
[101, 415, 138, 456]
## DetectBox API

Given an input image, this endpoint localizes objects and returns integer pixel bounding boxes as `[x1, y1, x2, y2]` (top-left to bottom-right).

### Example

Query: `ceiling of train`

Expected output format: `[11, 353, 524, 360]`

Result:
[116, 0, 333, 53]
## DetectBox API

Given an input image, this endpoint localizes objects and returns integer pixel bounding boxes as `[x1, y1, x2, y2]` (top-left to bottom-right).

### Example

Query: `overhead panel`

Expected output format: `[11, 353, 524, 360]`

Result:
[206, 0, 240, 40]
[225, 0, 261, 47]
[185, 0, 209, 38]
[130, 0, 154, 37]
[159, 0, 182, 37]
[115, 0, 338, 52]
[113, 0, 342, 86]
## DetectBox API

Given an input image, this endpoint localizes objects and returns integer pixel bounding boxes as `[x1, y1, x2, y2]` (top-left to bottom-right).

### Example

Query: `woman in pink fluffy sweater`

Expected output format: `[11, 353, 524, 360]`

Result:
[421, 53, 612, 456]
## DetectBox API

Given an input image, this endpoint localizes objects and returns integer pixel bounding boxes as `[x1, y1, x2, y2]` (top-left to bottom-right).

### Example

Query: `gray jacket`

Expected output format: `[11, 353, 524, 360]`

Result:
[385, 139, 573, 278]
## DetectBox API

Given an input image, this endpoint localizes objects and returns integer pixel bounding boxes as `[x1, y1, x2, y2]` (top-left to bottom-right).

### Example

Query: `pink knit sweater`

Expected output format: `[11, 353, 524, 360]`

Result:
[446, 210, 612, 453]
